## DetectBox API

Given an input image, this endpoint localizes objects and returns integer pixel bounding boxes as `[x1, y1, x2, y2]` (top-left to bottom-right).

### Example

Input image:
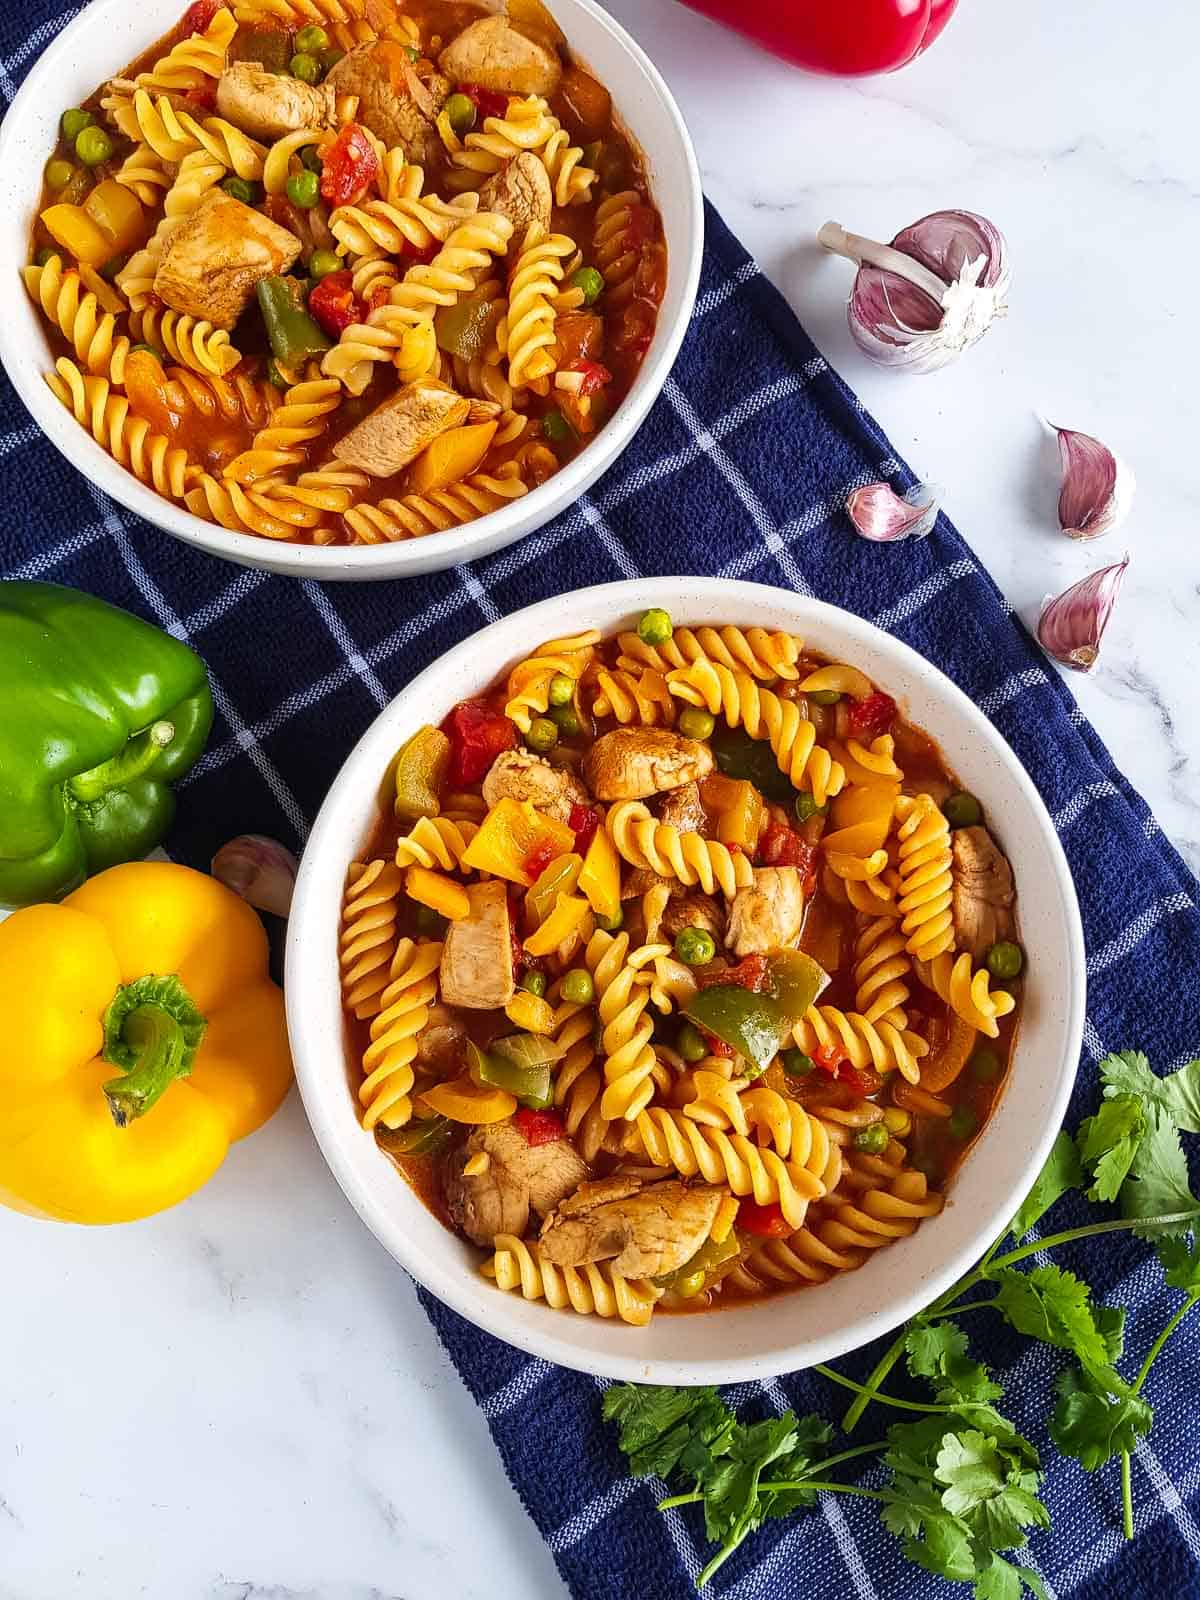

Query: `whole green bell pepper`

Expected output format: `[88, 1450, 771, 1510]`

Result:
[0, 581, 213, 906]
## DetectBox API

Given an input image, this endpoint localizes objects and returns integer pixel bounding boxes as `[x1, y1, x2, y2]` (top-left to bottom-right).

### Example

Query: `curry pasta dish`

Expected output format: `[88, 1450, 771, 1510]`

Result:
[23, 0, 666, 546]
[337, 612, 1023, 1325]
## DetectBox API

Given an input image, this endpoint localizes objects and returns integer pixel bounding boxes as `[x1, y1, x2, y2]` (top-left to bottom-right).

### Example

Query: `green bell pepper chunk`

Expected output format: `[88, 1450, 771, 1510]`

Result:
[653, 1229, 740, 1292]
[257, 275, 331, 367]
[683, 951, 829, 1072]
[0, 581, 213, 906]
[466, 1041, 554, 1108]
[711, 726, 797, 804]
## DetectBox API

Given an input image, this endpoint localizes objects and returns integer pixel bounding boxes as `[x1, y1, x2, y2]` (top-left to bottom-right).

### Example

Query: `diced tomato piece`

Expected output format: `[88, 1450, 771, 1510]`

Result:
[523, 839, 558, 883]
[184, 83, 216, 111]
[368, 281, 392, 311]
[182, 0, 220, 34]
[738, 1201, 791, 1238]
[569, 803, 602, 854]
[698, 953, 771, 994]
[459, 81, 509, 121]
[758, 823, 816, 878]
[308, 270, 367, 339]
[514, 1108, 565, 1146]
[319, 123, 380, 209]
[613, 298, 657, 357]
[698, 1028, 735, 1058]
[442, 700, 517, 787]
[811, 1042, 848, 1076]
[841, 1065, 884, 1100]
[400, 237, 439, 266]
[566, 359, 612, 397]
[848, 692, 898, 740]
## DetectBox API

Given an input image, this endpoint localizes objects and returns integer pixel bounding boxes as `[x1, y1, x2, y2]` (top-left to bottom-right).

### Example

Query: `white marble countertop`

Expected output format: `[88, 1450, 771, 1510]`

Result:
[3, 2, 1197, 1597]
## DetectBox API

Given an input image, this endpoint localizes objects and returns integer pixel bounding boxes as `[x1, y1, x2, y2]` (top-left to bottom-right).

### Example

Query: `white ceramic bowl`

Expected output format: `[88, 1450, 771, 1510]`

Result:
[287, 578, 1085, 1382]
[0, 0, 702, 581]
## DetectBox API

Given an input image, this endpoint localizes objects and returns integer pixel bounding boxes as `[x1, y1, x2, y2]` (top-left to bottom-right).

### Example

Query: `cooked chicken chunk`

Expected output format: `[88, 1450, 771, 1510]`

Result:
[331, 379, 470, 478]
[583, 729, 714, 802]
[657, 780, 708, 835]
[152, 192, 300, 330]
[446, 1120, 588, 1247]
[439, 16, 562, 98]
[661, 891, 723, 942]
[326, 43, 450, 163]
[477, 153, 552, 251]
[439, 880, 514, 1009]
[482, 748, 589, 824]
[726, 867, 805, 956]
[952, 826, 1015, 962]
[539, 1178, 721, 1279]
[216, 62, 335, 141]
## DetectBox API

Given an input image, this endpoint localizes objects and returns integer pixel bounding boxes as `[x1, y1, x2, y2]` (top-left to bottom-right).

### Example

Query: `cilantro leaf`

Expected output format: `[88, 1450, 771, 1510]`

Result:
[1102, 1049, 1200, 1133]
[936, 1431, 1049, 1549]
[1120, 1105, 1198, 1238]
[602, 1384, 733, 1479]
[1095, 1304, 1127, 1364]
[1156, 1232, 1200, 1292]
[989, 1264, 1111, 1370]
[1050, 1365, 1153, 1470]
[906, 1322, 1003, 1404]
[975, 1554, 1029, 1600]
[693, 1411, 831, 1563]
[1010, 1130, 1082, 1240]
[1077, 1095, 1147, 1202]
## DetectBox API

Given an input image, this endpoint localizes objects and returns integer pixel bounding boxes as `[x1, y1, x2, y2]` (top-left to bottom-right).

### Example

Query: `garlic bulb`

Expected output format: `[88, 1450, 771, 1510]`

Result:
[212, 834, 298, 917]
[846, 480, 942, 542]
[1048, 422, 1135, 541]
[818, 212, 1010, 373]
[1037, 557, 1128, 672]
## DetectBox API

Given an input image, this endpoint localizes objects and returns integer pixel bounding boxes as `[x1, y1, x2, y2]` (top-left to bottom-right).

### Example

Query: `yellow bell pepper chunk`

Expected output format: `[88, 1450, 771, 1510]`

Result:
[577, 826, 621, 922]
[824, 781, 900, 856]
[523, 893, 591, 958]
[504, 990, 558, 1034]
[405, 864, 470, 921]
[0, 862, 292, 1225]
[420, 1075, 517, 1124]
[40, 203, 113, 268]
[83, 179, 149, 254]
[460, 797, 574, 886]
[525, 851, 582, 927]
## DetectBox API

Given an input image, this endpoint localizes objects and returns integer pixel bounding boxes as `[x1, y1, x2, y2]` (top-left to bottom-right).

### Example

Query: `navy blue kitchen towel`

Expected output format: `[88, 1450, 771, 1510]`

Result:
[4, 8, 1200, 1598]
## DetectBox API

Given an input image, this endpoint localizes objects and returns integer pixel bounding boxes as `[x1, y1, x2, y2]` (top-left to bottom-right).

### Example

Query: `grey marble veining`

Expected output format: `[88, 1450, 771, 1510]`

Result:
[3, 2, 1197, 1597]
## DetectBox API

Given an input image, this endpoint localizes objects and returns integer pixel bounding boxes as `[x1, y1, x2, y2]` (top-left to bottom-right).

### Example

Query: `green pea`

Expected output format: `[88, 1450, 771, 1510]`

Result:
[287, 170, 320, 209]
[676, 1021, 709, 1063]
[674, 926, 716, 967]
[970, 1047, 1002, 1082]
[853, 1120, 889, 1155]
[221, 175, 260, 205]
[949, 1105, 978, 1141]
[525, 717, 558, 754]
[541, 409, 571, 443]
[414, 904, 448, 937]
[561, 968, 594, 1005]
[520, 969, 547, 998]
[61, 108, 94, 142]
[637, 607, 673, 646]
[547, 672, 575, 707]
[781, 1048, 816, 1078]
[290, 51, 322, 83]
[594, 905, 624, 933]
[32, 245, 57, 268]
[673, 1269, 707, 1300]
[809, 688, 842, 706]
[570, 265, 604, 305]
[678, 707, 715, 741]
[128, 342, 162, 361]
[550, 704, 581, 738]
[309, 248, 342, 281]
[444, 92, 476, 134]
[294, 24, 330, 52]
[404, 44, 421, 62]
[942, 791, 982, 829]
[986, 940, 1024, 981]
[44, 157, 75, 191]
[300, 143, 325, 173]
[794, 792, 826, 823]
[75, 125, 114, 167]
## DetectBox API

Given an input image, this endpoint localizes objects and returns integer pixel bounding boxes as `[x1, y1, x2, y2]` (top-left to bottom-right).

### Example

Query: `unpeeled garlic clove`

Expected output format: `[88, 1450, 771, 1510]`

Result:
[212, 834, 298, 917]
[819, 211, 1010, 374]
[1048, 422, 1135, 541]
[1037, 556, 1129, 672]
[846, 480, 942, 542]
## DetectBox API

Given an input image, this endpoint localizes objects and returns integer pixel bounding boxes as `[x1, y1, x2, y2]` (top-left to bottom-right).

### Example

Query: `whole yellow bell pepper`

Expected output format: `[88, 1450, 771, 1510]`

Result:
[0, 860, 292, 1224]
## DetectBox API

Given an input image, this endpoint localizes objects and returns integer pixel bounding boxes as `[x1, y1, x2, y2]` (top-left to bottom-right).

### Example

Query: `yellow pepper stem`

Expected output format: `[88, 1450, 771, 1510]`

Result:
[101, 974, 207, 1128]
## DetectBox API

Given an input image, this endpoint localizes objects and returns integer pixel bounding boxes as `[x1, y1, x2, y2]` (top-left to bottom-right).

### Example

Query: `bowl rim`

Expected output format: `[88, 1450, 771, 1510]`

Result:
[0, 0, 703, 578]
[286, 576, 1087, 1384]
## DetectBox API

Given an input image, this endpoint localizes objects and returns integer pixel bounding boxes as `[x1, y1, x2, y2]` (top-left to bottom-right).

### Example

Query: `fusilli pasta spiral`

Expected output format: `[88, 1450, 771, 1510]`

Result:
[483, 1234, 663, 1326]
[107, 90, 267, 181]
[626, 1111, 824, 1229]
[894, 794, 955, 962]
[358, 938, 444, 1130]
[915, 952, 1017, 1038]
[23, 257, 131, 383]
[605, 801, 755, 898]
[185, 472, 325, 539]
[329, 189, 479, 258]
[44, 359, 190, 500]
[497, 223, 574, 392]
[393, 815, 480, 871]
[552, 1003, 610, 1165]
[341, 467, 529, 544]
[339, 858, 404, 1019]
[132, 6, 237, 91]
[113, 144, 174, 208]
[261, 128, 328, 195]
[539, 124, 597, 207]
[504, 629, 600, 731]
[223, 378, 343, 484]
[617, 625, 802, 682]
[131, 304, 242, 376]
[793, 1004, 929, 1085]
[853, 915, 913, 1027]
[586, 931, 671, 1122]
[590, 666, 676, 726]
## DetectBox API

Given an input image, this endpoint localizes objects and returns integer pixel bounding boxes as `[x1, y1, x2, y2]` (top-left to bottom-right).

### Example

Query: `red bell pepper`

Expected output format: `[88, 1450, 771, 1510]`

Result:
[568, 803, 602, 855]
[737, 1201, 792, 1238]
[459, 82, 509, 121]
[514, 1108, 565, 1146]
[680, 0, 958, 77]
[847, 691, 897, 739]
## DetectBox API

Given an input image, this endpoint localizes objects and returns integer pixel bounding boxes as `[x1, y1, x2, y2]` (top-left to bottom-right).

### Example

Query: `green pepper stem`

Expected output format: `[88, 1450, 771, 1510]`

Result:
[101, 974, 207, 1127]
[69, 720, 175, 804]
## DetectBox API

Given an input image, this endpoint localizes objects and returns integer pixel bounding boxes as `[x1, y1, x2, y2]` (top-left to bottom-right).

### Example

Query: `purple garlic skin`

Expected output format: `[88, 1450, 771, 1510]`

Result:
[1050, 424, 1135, 541]
[212, 834, 298, 917]
[1038, 557, 1129, 672]
[847, 481, 941, 543]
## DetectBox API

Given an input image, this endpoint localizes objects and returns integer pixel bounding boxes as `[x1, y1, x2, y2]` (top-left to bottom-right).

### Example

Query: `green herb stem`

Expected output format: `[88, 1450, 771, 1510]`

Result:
[983, 1211, 1200, 1274]
[814, 1364, 989, 1415]
[1133, 1292, 1200, 1393]
[759, 1480, 889, 1501]
[1121, 1450, 1134, 1540]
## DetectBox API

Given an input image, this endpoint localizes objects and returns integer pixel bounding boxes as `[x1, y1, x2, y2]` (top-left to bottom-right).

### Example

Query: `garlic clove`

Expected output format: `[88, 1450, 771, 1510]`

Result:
[820, 211, 1010, 374]
[846, 480, 942, 542]
[1037, 556, 1129, 672]
[212, 834, 298, 917]
[1048, 422, 1135, 541]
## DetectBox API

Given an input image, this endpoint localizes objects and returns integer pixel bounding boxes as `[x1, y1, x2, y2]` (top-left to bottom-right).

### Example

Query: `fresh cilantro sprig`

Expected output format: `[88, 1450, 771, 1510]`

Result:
[603, 1048, 1200, 1591]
